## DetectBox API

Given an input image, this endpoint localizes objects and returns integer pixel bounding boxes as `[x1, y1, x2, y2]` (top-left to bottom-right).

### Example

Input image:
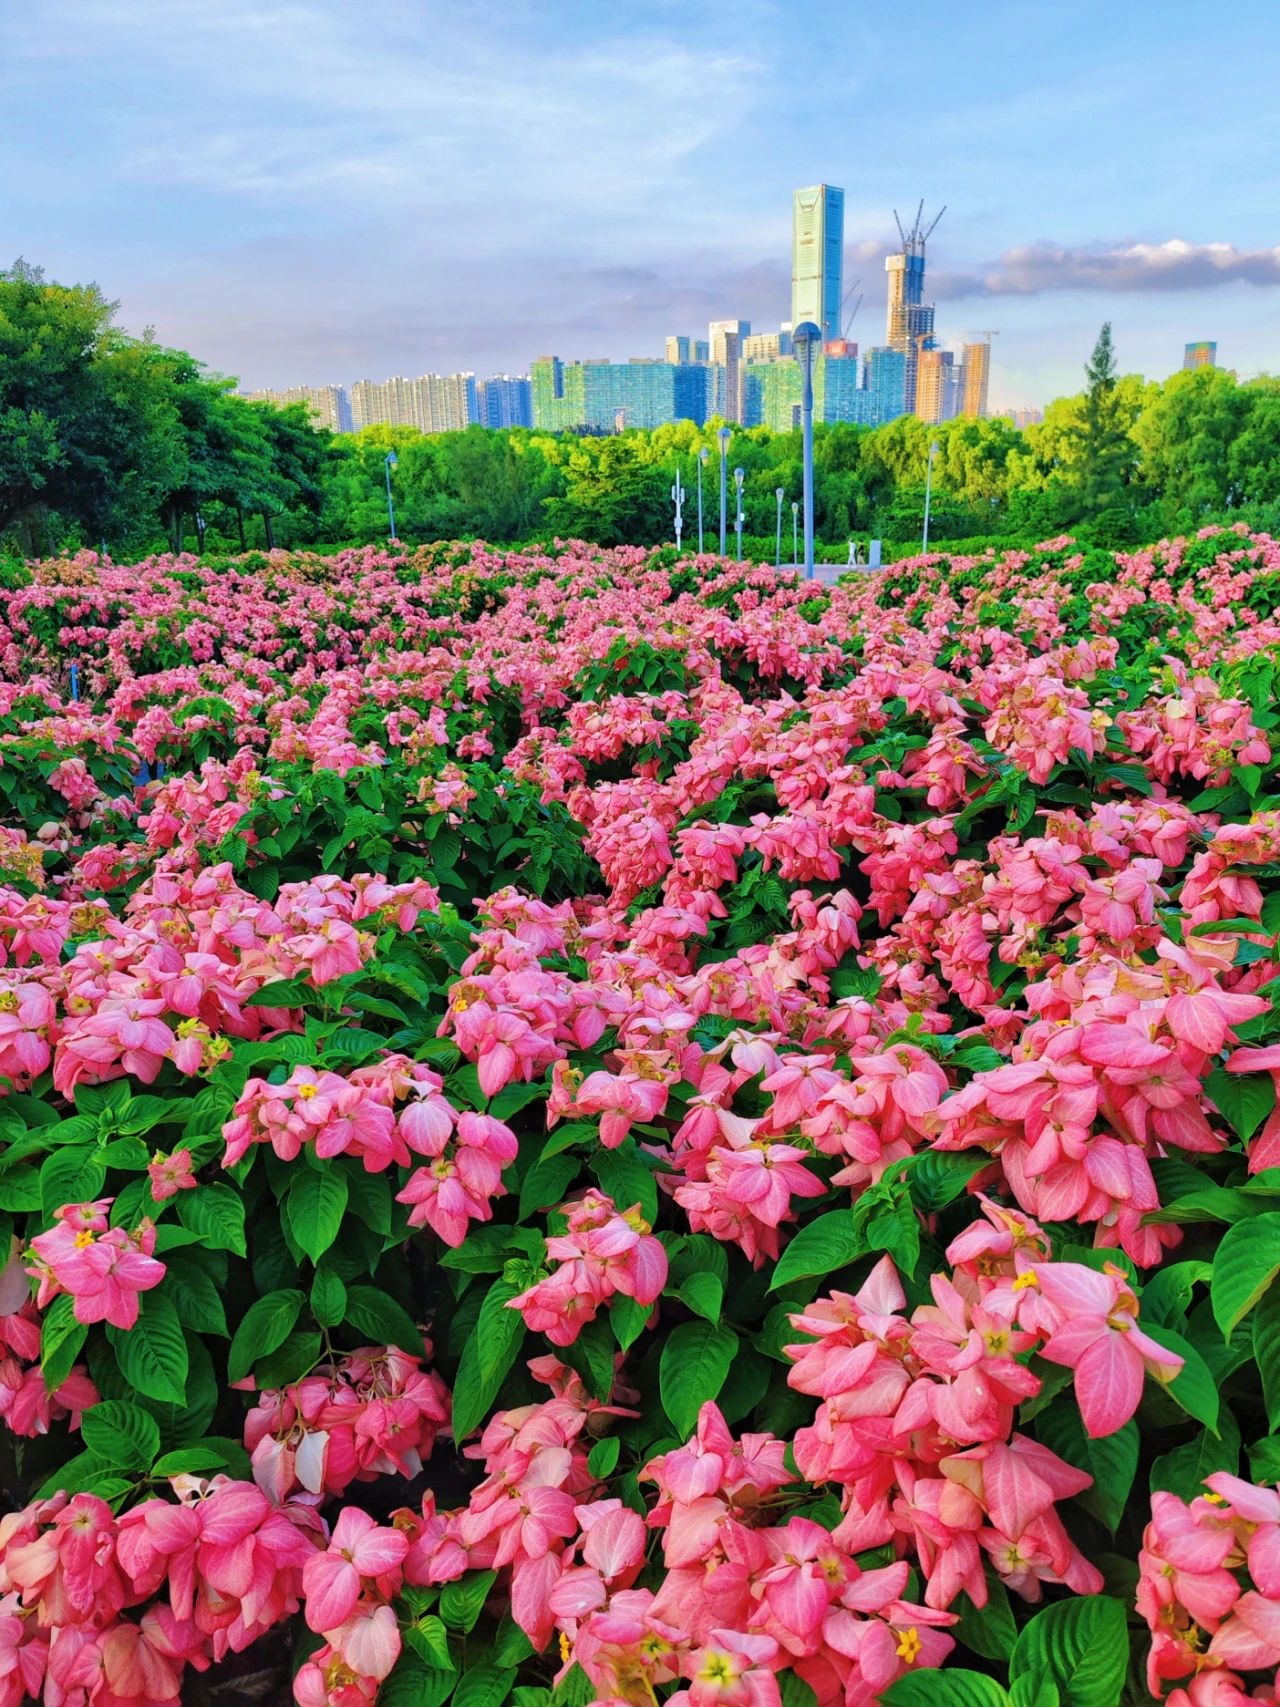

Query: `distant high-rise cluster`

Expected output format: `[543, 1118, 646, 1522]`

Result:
[1183, 341, 1218, 370]
[245, 372, 532, 434]
[244, 384, 354, 433]
[248, 182, 1015, 437]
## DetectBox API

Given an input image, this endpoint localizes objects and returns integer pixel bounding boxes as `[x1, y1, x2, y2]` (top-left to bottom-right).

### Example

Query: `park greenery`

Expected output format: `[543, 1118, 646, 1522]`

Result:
[4, 257, 1280, 560]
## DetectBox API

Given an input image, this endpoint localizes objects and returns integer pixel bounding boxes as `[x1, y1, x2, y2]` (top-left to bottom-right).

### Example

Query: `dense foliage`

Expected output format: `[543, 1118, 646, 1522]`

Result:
[2, 530, 1280, 1706]
[7, 262, 1280, 561]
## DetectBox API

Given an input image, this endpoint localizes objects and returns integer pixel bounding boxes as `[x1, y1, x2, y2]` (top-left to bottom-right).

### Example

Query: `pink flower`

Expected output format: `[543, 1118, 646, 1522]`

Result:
[302, 1510, 408, 1634]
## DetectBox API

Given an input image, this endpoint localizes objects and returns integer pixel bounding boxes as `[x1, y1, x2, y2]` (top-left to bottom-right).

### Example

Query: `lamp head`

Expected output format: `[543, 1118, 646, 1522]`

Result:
[700, 447, 710, 464]
[734, 467, 744, 484]
[929, 440, 940, 455]
[717, 426, 731, 448]
[386, 450, 398, 469]
[792, 321, 821, 370]
[775, 487, 784, 500]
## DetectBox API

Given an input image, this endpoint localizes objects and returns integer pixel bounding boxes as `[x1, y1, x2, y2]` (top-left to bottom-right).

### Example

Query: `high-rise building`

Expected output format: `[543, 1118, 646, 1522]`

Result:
[665, 336, 711, 365]
[475, 375, 533, 429]
[348, 373, 477, 433]
[1183, 341, 1218, 369]
[531, 358, 710, 431]
[709, 320, 750, 423]
[960, 341, 991, 417]
[886, 202, 944, 415]
[791, 185, 845, 344]
[863, 347, 909, 425]
[915, 348, 956, 424]
[743, 327, 793, 363]
[245, 384, 353, 433]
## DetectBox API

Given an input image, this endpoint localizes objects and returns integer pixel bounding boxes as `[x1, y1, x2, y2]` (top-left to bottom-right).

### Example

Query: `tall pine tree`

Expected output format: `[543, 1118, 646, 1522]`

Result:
[1072, 321, 1135, 517]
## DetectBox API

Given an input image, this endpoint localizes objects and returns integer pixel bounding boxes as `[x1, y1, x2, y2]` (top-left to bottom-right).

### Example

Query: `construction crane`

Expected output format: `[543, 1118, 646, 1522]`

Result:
[840, 280, 864, 341]
[893, 201, 946, 252]
[968, 329, 1000, 342]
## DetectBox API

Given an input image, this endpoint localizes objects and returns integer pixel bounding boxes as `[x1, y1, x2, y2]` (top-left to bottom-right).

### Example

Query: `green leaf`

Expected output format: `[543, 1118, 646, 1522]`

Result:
[883, 1673, 1011, 1707]
[953, 1573, 1018, 1661]
[1207, 1064, 1277, 1143]
[518, 1154, 578, 1221]
[451, 1277, 525, 1438]
[1151, 1407, 1240, 1501]
[1139, 1259, 1213, 1326]
[256, 1329, 321, 1387]
[40, 1146, 105, 1220]
[380, 1658, 456, 1707]
[176, 1184, 247, 1255]
[404, 1614, 455, 1671]
[769, 1209, 862, 1291]
[560, 1313, 615, 1401]
[165, 1256, 229, 1337]
[342, 1284, 423, 1353]
[592, 1141, 657, 1225]
[1010, 1596, 1128, 1707]
[286, 1166, 349, 1262]
[452, 1664, 517, 1707]
[587, 1435, 621, 1478]
[227, 1289, 305, 1383]
[109, 1293, 188, 1404]
[440, 1570, 499, 1633]
[1211, 1211, 1280, 1337]
[660, 1320, 739, 1437]
[153, 1438, 251, 1479]
[540, 1120, 597, 1159]
[310, 1268, 348, 1328]
[40, 1292, 87, 1392]
[1036, 1403, 1137, 1533]
[675, 1271, 724, 1322]
[81, 1400, 161, 1470]
[1009, 1684, 1059, 1707]
[1141, 1322, 1220, 1431]
[610, 1295, 651, 1351]
[1251, 1277, 1280, 1435]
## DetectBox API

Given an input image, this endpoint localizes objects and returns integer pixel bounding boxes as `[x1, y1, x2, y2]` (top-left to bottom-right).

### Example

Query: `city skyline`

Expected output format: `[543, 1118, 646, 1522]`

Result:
[7, 1, 1278, 410]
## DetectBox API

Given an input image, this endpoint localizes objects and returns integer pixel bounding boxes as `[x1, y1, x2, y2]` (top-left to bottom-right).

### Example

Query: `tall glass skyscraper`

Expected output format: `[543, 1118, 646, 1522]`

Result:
[791, 185, 844, 344]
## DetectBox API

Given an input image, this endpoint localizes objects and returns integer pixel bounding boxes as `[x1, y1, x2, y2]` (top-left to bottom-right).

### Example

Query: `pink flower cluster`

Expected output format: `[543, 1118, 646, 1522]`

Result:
[508, 1189, 667, 1346]
[245, 1345, 450, 1502]
[0, 1478, 323, 1707]
[27, 1200, 165, 1331]
[786, 1199, 1181, 1607]
[1139, 1474, 1280, 1704]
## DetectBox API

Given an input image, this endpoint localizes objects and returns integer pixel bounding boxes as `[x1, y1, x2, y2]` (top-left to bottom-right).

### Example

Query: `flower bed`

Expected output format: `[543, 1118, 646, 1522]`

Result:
[1, 529, 1280, 1706]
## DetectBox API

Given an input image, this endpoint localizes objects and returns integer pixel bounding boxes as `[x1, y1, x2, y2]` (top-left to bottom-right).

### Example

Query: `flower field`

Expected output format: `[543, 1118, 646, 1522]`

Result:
[3, 530, 1280, 1706]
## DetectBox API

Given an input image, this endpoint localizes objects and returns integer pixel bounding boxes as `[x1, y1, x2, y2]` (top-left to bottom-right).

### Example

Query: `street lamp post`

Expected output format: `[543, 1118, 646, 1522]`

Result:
[791, 501, 799, 566]
[717, 426, 731, 556]
[384, 450, 399, 542]
[792, 322, 820, 581]
[733, 467, 745, 560]
[775, 488, 784, 568]
[672, 463, 685, 552]
[922, 438, 940, 555]
[697, 447, 709, 553]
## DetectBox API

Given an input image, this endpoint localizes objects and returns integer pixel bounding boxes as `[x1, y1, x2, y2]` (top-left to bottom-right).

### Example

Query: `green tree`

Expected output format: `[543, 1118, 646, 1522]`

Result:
[0, 260, 184, 551]
[1071, 322, 1137, 518]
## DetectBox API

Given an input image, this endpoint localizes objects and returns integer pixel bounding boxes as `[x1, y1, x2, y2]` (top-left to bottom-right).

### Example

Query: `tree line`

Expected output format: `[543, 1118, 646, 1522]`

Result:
[4, 259, 1280, 560]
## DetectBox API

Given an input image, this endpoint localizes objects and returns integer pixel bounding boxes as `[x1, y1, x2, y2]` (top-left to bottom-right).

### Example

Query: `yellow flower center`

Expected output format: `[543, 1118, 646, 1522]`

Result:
[896, 1627, 923, 1665]
[1011, 1269, 1039, 1291]
[559, 1632, 572, 1665]
[74, 1230, 96, 1249]
[298, 1083, 318, 1100]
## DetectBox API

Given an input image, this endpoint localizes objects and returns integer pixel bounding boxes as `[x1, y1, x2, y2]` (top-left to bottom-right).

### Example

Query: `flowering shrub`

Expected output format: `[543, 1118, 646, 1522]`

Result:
[1, 528, 1280, 1705]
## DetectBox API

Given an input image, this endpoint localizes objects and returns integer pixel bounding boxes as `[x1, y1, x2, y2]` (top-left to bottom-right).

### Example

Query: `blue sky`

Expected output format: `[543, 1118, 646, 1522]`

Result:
[3, 0, 1278, 409]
